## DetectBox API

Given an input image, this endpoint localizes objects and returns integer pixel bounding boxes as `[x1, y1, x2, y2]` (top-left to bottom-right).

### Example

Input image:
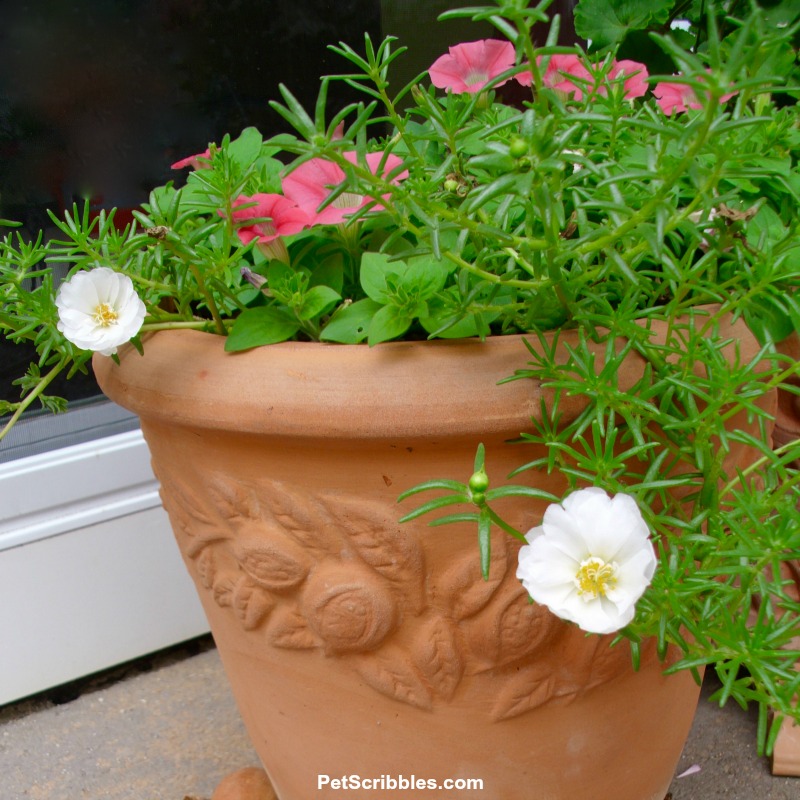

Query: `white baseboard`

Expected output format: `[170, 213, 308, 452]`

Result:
[0, 432, 209, 704]
[0, 430, 161, 551]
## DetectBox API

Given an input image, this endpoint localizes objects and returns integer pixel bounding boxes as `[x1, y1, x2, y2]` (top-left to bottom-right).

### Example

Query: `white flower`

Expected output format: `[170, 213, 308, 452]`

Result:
[516, 487, 657, 635]
[56, 267, 146, 356]
[562, 149, 585, 172]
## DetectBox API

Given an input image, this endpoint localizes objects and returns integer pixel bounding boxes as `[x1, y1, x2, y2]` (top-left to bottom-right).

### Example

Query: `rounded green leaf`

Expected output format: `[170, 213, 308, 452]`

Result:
[225, 306, 300, 351]
[320, 298, 382, 343]
[297, 285, 341, 321]
[367, 303, 413, 345]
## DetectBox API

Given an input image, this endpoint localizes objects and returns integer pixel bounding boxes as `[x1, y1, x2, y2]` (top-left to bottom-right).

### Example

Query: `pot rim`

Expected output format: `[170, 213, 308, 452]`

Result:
[92, 308, 765, 440]
[93, 329, 553, 439]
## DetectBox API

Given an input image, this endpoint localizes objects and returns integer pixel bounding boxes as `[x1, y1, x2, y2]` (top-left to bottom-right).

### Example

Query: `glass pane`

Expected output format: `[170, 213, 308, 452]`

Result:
[0, 397, 139, 464]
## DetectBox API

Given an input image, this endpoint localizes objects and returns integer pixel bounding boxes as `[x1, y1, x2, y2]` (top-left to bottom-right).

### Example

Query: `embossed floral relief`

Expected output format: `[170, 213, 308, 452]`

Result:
[156, 467, 655, 719]
[302, 560, 398, 653]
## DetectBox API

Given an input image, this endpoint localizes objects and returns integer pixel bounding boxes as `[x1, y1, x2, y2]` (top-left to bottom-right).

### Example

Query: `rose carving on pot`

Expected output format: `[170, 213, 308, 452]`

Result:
[302, 560, 397, 653]
[462, 579, 562, 672]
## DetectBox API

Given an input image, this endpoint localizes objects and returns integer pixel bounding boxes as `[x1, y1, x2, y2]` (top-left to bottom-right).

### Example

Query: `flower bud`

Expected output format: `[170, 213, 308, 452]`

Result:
[509, 137, 528, 158]
[468, 469, 490, 493]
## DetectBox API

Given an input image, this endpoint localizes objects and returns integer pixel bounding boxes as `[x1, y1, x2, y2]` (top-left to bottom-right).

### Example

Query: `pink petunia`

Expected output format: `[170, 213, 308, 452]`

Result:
[228, 194, 309, 245]
[429, 39, 516, 94]
[654, 72, 738, 115]
[171, 148, 212, 170]
[606, 60, 649, 100]
[653, 81, 700, 114]
[539, 55, 593, 100]
[282, 151, 408, 226]
[518, 56, 649, 102]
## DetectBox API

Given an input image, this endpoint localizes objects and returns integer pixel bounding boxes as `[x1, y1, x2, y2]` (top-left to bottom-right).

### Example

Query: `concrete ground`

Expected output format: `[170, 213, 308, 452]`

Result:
[0, 636, 798, 800]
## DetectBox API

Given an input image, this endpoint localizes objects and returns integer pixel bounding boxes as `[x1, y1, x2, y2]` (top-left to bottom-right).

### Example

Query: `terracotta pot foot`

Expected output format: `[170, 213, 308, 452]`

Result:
[772, 718, 800, 776]
[211, 767, 277, 800]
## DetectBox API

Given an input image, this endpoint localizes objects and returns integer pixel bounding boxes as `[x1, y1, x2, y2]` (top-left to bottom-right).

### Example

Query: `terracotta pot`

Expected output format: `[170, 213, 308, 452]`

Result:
[770, 332, 800, 776]
[94, 319, 771, 800]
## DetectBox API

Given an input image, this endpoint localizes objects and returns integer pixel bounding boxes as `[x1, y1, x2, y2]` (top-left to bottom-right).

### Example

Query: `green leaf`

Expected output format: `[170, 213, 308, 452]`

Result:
[478, 507, 491, 580]
[574, 0, 673, 50]
[360, 252, 404, 303]
[297, 285, 341, 321]
[404, 255, 449, 298]
[397, 479, 468, 501]
[419, 311, 480, 339]
[473, 443, 485, 472]
[270, 84, 317, 140]
[367, 304, 413, 345]
[398, 493, 471, 523]
[485, 485, 560, 503]
[360, 252, 448, 305]
[149, 184, 179, 216]
[266, 260, 298, 288]
[746, 206, 786, 248]
[762, 0, 800, 32]
[743, 297, 795, 345]
[320, 298, 382, 344]
[252, 156, 285, 193]
[428, 512, 480, 526]
[181, 175, 222, 213]
[39, 394, 68, 414]
[225, 306, 300, 351]
[309, 255, 345, 294]
[227, 127, 263, 170]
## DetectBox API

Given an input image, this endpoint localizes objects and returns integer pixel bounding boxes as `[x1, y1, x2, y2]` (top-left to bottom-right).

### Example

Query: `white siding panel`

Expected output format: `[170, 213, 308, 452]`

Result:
[0, 433, 209, 704]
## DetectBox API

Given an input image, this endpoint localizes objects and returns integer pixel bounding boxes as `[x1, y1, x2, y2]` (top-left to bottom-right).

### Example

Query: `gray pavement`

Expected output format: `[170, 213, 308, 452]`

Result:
[0, 636, 798, 799]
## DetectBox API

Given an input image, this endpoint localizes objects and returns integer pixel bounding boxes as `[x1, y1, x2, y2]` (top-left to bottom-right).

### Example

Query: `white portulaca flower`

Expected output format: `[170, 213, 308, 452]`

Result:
[562, 148, 585, 172]
[516, 487, 657, 635]
[56, 267, 146, 356]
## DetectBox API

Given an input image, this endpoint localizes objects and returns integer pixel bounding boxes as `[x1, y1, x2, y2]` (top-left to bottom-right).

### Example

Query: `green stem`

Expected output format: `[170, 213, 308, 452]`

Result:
[324, 149, 551, 257]
[487, 507, 527, 542]
[187, 261, 226, 335]
[441, 249, 551, 291]
[140, 319, 232, 333]
[0, 359, 67, 443]
[159, 240, 227, 335]
[375, 86, 423, 170]
[719, 439, 800, 501]
[127, 273, 174, 293]
[575, 104, 720, 261]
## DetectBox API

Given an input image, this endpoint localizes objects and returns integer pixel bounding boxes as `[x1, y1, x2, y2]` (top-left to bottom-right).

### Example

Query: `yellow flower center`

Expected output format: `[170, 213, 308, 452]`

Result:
[93, 302, 118, 328]
[575, 557, 618, 600]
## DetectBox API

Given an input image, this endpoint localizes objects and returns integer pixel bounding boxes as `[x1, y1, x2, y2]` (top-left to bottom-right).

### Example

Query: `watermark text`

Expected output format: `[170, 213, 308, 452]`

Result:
[318, 774, 484, 791]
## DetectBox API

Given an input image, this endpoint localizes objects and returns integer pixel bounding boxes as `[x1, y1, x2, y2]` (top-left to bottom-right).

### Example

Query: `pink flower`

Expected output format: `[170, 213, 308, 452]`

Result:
[228, 194, 309, 245]
[171, 148, 211, 170]
[518, 56, 648, 101]
[429, 39, 516, 94]
[653, 81, 697, 114]
[606, 60, 649, 100]
[539, 55, 593, 100]
[654, 72, 737, 115]
[282, 151, 407, 226]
